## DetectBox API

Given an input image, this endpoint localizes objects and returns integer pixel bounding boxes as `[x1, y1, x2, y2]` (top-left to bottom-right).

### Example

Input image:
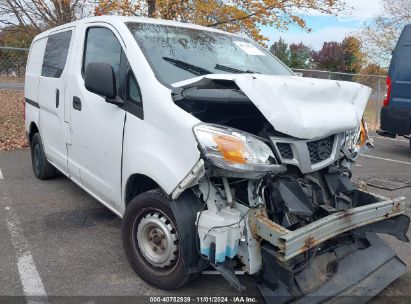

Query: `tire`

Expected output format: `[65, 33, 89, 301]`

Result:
[122, 189, 195, 290]
[30, 133, 57, 180]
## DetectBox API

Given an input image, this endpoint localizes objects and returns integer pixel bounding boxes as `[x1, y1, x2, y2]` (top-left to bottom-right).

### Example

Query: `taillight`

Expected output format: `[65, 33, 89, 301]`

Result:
[383, 76, 392, 107]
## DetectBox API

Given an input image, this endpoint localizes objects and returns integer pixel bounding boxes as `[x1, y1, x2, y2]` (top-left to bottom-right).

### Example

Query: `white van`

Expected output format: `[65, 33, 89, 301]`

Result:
[25, 16, 409, 302]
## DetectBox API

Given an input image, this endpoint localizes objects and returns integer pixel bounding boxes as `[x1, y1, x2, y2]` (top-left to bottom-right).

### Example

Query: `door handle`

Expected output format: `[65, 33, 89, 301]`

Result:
[56, 89, 60, 108]
[73, 96, 82, 111]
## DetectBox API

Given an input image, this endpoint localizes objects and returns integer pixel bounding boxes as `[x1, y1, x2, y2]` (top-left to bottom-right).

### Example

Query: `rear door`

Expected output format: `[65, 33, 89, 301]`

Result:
[390, 25, 411, 108]
[38, 29, 73, 174]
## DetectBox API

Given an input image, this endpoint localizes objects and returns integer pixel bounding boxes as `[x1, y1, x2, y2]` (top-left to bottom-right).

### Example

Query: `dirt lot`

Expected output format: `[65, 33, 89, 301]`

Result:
[0, 76, 25, 84]
[0, 90, 28, 151]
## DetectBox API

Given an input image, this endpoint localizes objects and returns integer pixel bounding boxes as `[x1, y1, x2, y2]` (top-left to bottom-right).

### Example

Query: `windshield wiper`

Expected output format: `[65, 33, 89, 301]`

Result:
[162, 57, 211, 76]
[215, 64, 260, 74]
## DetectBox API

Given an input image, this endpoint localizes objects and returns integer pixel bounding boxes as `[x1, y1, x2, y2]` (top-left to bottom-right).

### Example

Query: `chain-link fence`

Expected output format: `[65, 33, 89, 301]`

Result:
[0, 46, 29, 88]
[292, 69, 386, 130]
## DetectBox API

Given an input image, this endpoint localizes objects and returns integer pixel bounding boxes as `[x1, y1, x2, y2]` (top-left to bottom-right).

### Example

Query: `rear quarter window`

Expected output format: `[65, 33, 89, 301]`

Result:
[26, 38, 47, 76]
[41, 30, 72, 78]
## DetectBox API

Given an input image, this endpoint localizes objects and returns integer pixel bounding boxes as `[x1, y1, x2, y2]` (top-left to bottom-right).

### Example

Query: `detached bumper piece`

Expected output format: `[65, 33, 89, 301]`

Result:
[253, 192, 407, 261]
[259, 232, 407, 304]
[254, 191, 410, 303]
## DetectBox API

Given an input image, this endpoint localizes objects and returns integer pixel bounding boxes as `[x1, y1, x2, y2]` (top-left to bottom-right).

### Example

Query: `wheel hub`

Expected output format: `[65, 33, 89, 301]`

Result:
[137, 211, 178, 268]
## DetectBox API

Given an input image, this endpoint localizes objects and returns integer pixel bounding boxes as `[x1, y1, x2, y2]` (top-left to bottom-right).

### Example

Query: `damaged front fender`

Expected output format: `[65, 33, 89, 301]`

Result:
[171, 159, 205, 200]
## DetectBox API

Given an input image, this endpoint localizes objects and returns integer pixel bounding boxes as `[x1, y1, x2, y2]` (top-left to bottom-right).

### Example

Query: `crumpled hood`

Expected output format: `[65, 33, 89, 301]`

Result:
[173, 74, 372, 140]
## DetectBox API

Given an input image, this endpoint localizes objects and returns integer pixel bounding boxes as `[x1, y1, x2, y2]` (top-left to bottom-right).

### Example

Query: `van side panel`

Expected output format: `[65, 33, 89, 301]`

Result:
[390, 25, 411, 108]
[38, 29, 74, 174]
[25, 38, 47, 132]
[380, 25, 411, 136]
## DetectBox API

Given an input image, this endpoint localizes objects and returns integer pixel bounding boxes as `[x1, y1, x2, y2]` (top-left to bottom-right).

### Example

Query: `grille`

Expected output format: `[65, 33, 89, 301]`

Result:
[277, 143, 293, 159]
[307, 136, 334, 164]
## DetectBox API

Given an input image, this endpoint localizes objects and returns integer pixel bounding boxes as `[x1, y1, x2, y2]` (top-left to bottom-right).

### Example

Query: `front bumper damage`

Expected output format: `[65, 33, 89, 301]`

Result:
[252, 193, 408, 261]
[171, 73, 408, 302]
[252, 192, 409, 303]
[259, 232, 407, 304]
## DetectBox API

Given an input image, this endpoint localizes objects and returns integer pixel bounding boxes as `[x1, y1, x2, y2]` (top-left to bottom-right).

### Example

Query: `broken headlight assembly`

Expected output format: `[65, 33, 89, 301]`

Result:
[343, 118, 374, 159]
[193, 124, 277, 173]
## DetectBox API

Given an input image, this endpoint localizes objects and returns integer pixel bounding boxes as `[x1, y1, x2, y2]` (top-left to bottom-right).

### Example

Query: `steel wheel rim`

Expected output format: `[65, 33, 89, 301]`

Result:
[136, 211, 178, 269]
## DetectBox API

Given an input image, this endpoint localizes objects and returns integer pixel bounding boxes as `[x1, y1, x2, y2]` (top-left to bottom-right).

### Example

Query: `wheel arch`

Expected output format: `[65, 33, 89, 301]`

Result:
[124, 173, 162, 209]
[28, 122, 39, 145]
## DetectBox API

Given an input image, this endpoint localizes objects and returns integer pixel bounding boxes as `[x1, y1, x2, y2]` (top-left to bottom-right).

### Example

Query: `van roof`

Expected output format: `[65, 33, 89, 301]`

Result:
[34, 15, 236, 40]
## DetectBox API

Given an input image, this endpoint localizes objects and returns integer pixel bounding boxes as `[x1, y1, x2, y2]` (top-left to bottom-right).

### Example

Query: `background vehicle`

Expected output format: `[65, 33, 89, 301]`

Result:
[378, 24, 411, 148]
[25, 16, 409, 303]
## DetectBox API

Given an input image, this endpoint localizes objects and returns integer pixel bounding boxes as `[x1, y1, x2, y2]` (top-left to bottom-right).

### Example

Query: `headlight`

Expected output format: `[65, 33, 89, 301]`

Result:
[343, 119, 373, 157]
[193, 124, 276, 173]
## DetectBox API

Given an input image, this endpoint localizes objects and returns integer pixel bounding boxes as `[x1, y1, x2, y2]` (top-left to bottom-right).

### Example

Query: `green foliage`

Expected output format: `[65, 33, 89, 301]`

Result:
[1, 26, 36, 48]
[289, 42, 313, 69]
[269, 38, 313, 69]
[269, 38, 290, 65]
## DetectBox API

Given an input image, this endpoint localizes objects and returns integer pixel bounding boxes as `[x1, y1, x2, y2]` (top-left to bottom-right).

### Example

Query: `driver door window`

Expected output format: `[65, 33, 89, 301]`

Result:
[83, 27, 121, 88]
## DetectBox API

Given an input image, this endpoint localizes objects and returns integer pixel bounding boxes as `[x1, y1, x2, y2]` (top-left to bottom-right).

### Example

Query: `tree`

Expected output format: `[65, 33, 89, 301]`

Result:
[359, 63, 386, 76]
[289, 42, 313, 69]
[313, 36, 364, 74]
[341, 36, 364, 74]
[95, 0, 346, 44]
[269, 37, 290, 65]
[0, 0, 93, 35]
[269, 38, 313, 68]
[358, 0, 411, 65]
[312, 41, 344, 72]
[0, 25, 36, 48]
[0, 0, 347, 46]
[353, 63, 387, 91]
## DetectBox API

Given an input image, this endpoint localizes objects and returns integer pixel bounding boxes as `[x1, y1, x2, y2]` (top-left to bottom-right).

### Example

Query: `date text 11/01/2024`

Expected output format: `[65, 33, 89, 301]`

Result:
[149, 297, 258, 303]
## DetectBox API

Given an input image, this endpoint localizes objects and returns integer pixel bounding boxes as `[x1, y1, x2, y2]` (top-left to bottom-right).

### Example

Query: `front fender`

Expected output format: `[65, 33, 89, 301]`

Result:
[121, 112, 201, 214]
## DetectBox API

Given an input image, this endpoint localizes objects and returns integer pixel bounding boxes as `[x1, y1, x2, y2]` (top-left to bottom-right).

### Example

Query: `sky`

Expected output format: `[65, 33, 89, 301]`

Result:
[261, 0, 385, 50]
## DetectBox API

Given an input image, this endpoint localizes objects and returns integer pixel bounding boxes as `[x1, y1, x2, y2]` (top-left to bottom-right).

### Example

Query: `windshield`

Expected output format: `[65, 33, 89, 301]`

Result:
[126, 22, 293, 85]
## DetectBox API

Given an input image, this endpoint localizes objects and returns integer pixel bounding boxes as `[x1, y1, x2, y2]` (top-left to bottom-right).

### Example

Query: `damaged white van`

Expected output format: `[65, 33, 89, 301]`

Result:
[25, 16, 409, 302]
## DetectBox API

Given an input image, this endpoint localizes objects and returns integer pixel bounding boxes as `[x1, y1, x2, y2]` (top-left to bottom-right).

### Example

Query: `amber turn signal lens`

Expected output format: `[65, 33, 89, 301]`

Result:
[213, 134, 247, 164]
[358, 119, 367, 147]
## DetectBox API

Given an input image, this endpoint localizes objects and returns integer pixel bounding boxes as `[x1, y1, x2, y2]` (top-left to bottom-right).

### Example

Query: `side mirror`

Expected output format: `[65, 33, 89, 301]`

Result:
[85, 62, 123, 106]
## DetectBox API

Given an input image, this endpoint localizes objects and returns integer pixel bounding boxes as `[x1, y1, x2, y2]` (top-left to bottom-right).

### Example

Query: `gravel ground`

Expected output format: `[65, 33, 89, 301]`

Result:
[0, 90, 27, 151]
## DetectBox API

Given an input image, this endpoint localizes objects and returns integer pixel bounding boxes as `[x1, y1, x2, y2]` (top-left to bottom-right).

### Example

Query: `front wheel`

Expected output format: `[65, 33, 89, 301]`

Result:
[122, 189, 195, 289]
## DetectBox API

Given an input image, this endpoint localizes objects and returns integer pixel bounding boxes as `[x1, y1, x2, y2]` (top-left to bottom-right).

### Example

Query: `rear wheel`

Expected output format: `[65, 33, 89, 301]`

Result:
[30, 133, 57, 180]
[122, 189, 196, 289]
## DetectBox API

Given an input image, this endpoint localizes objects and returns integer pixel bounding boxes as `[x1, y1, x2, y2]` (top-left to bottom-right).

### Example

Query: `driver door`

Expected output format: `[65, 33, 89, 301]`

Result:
[66, 25, 126, 210]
